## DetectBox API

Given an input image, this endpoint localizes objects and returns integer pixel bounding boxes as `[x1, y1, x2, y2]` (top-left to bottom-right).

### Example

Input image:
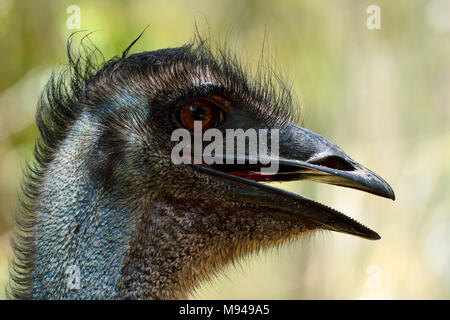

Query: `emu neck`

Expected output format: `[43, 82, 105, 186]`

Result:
[31, 114, 137, 299]
[31, 114, 216, 299]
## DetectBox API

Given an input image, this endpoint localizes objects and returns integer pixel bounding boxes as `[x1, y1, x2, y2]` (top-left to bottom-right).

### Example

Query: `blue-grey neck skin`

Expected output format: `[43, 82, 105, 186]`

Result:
[31, 113, 138, 299]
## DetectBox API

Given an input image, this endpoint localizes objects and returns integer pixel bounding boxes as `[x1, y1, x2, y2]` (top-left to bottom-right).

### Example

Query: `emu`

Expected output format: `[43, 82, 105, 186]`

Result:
[8, 34, 395, 300]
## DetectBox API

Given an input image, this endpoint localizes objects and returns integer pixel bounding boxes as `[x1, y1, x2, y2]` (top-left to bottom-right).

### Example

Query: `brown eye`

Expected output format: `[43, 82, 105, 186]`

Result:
[178, 99, 223, 131]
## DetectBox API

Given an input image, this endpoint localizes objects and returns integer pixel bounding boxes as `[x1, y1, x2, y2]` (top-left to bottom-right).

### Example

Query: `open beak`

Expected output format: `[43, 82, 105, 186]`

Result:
[191, 122, 395, 240]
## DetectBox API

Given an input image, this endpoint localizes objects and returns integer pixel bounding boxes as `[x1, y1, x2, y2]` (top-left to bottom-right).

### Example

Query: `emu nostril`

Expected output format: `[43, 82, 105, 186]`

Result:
[312, 156, 355, 171]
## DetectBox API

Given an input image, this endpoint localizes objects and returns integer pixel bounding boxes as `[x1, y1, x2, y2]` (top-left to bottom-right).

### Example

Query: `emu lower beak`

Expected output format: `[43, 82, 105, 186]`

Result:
[191, 123, 395, 240]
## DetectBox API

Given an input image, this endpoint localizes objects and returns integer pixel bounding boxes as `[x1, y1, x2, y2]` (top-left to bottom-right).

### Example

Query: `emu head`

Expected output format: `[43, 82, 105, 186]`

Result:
[10, 35, 394, 300]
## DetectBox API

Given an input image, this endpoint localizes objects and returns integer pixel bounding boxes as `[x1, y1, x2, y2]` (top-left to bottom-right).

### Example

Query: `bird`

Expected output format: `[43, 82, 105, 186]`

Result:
[7, 32, 395, 300]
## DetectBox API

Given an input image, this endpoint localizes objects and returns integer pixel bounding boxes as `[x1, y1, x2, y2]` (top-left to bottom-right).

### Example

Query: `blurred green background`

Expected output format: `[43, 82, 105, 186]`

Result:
[0, 0, 449, 299]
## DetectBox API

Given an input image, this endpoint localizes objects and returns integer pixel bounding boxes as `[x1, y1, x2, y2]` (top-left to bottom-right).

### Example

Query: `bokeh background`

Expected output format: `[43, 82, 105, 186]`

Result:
[0, 0, 449, 299]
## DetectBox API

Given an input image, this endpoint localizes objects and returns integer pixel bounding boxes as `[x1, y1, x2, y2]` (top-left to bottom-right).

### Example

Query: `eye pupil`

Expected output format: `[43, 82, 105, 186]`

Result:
[189, 106, 208, 120]
[179, 100, 223, 131]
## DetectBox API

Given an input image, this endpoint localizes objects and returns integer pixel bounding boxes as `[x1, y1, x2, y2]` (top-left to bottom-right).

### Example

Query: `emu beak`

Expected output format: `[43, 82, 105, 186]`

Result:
[274, 124, 395, 200]
[191, 122, 395, 240]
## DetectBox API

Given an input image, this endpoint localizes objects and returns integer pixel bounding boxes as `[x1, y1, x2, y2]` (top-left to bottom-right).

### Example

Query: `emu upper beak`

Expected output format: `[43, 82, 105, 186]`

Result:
[191, 122, 395, 240]
[274, 124, 395, 200]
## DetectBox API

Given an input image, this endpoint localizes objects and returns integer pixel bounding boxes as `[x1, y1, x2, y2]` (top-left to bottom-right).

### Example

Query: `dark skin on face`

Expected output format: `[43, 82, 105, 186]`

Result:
[172, 94, 395, 240]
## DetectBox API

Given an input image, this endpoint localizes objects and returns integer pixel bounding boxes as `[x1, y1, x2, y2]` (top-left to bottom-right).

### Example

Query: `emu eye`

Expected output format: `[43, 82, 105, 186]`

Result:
[178, 99, 224, 131]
